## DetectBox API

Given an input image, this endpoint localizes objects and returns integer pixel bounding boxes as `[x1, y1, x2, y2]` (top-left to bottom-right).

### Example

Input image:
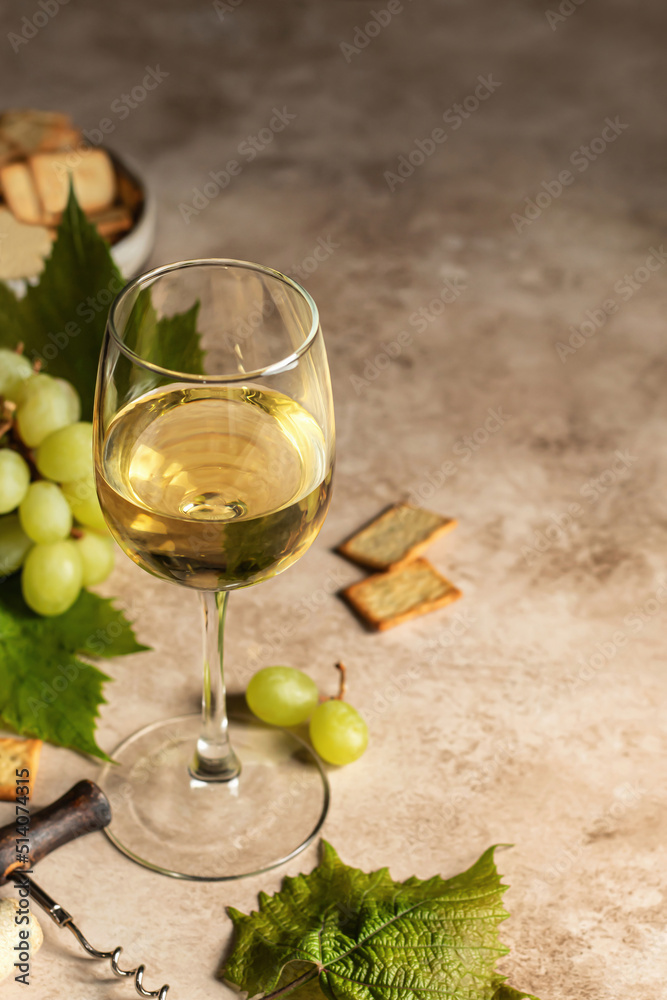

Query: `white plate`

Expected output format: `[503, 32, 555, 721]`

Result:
[108, 150, 156, 278]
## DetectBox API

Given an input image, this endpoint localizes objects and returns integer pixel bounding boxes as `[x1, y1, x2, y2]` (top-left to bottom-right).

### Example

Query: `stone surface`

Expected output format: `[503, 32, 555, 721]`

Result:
[1, 1, 666, 997]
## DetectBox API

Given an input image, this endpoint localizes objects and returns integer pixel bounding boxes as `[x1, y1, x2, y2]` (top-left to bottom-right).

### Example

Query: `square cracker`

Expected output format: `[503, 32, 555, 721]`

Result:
[90, 205, 133, 241]
[0, 161, 43, 224]
[29, 147, 116, 219]
[337, 503, 456, 571]
[0, 109, 79, 155]
[342, 558, 462, 631]
[0, 738, 42, 801]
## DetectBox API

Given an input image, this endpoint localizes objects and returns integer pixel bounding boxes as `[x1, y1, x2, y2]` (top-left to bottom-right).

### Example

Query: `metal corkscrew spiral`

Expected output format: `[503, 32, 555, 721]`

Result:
[24, 876, 170, 999]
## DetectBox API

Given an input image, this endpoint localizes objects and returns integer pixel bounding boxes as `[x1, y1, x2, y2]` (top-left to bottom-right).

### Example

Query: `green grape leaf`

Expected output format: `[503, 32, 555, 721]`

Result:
[221, 842, 541, 1000]
[123, 287, 204, 377]
[0, 189, 123, 419]
[0, 186, 204, 418]
[0, 575, 148, 760]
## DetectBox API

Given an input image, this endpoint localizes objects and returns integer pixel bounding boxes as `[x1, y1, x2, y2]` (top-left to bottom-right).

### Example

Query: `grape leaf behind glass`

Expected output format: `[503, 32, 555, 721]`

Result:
[222, 841, 540, 1000]
[0, 186, 205, 416]
[0, 189, 122, 418]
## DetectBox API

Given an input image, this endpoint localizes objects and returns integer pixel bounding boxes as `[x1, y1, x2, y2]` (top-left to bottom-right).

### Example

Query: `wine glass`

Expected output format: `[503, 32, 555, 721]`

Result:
[93, 259, 335, 880]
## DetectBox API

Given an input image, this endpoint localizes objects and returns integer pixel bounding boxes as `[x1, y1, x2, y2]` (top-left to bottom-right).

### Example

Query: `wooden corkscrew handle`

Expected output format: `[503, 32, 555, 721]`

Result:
[0, 780, 111, 884]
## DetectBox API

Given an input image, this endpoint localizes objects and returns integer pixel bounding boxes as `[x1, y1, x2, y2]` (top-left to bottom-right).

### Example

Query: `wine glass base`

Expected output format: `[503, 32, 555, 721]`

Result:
[98, 714, 330, 881]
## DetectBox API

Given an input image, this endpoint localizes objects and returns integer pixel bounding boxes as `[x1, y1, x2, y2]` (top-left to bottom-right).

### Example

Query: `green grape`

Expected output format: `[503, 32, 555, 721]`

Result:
[16, 374, 80, 416]
[15, 376, 80, 447]
[75, 530, 115, 587]
[0, 449, 30, 514]
[0, 515, 33, 577]
[36, 422, 93, 483]
[309, 700, 369, 766]
[0, 349, 33, 402]
[53, 378, 81, 421]
[21, 539, 82, 616]
[61, 476, 108, 533]
[16, 373, 51, 404]
[246, 666, 319, 727]
[19, 481, 72, 543]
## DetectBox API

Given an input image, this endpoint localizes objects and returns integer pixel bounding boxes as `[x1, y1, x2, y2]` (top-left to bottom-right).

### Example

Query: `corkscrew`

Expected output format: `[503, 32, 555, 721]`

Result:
[0, 780, 170, 998]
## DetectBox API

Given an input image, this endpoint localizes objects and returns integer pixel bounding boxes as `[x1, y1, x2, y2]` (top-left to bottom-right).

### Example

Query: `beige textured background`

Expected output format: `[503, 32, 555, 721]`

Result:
[1, 1, 666, 997]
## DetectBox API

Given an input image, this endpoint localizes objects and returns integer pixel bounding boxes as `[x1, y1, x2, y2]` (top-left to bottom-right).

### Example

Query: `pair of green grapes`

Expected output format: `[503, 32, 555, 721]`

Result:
[0, 348, 113, 617]
[246, 666, 369, 766]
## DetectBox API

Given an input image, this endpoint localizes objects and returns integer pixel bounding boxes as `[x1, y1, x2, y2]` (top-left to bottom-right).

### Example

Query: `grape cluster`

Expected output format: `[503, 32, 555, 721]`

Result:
[246, 665, 369, 766]
[0, 348, 113, 617]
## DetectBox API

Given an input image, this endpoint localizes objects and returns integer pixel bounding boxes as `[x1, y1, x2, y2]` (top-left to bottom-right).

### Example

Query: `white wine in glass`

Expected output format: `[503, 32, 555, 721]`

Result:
[94, 259, 334, 880]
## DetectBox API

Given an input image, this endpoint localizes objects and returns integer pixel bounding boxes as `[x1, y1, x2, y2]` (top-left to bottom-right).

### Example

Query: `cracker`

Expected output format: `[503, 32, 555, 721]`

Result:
[90, 204, 133, 241]
[117, 167, 144, 215]
[0, 109, 79, 155]
[337, 503, 457, 571]
[0, 737, 42, 801]
[342, 558, 462, 631]
[0, 161, 43, 224]
[29, 147, 116, 219]
[0, 208, 52, 280]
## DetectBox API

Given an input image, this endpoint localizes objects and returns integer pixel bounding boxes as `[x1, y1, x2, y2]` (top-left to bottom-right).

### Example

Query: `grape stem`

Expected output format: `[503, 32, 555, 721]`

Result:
[0, 399, 15, 438]
[15, 342, 41, 373]
[262, 966, 320, 998]
[335, 661, 347, 700]
[8, 422, 39, 479]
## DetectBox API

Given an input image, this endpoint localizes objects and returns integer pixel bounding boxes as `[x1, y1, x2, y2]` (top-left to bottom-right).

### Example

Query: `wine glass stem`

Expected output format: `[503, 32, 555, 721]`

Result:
[191, 590, 241, 782]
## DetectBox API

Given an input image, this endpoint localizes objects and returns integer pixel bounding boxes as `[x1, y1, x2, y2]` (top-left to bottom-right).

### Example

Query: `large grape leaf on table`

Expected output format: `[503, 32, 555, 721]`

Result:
[0, 576, 148, 760]
[222, 841, 540, 1000]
